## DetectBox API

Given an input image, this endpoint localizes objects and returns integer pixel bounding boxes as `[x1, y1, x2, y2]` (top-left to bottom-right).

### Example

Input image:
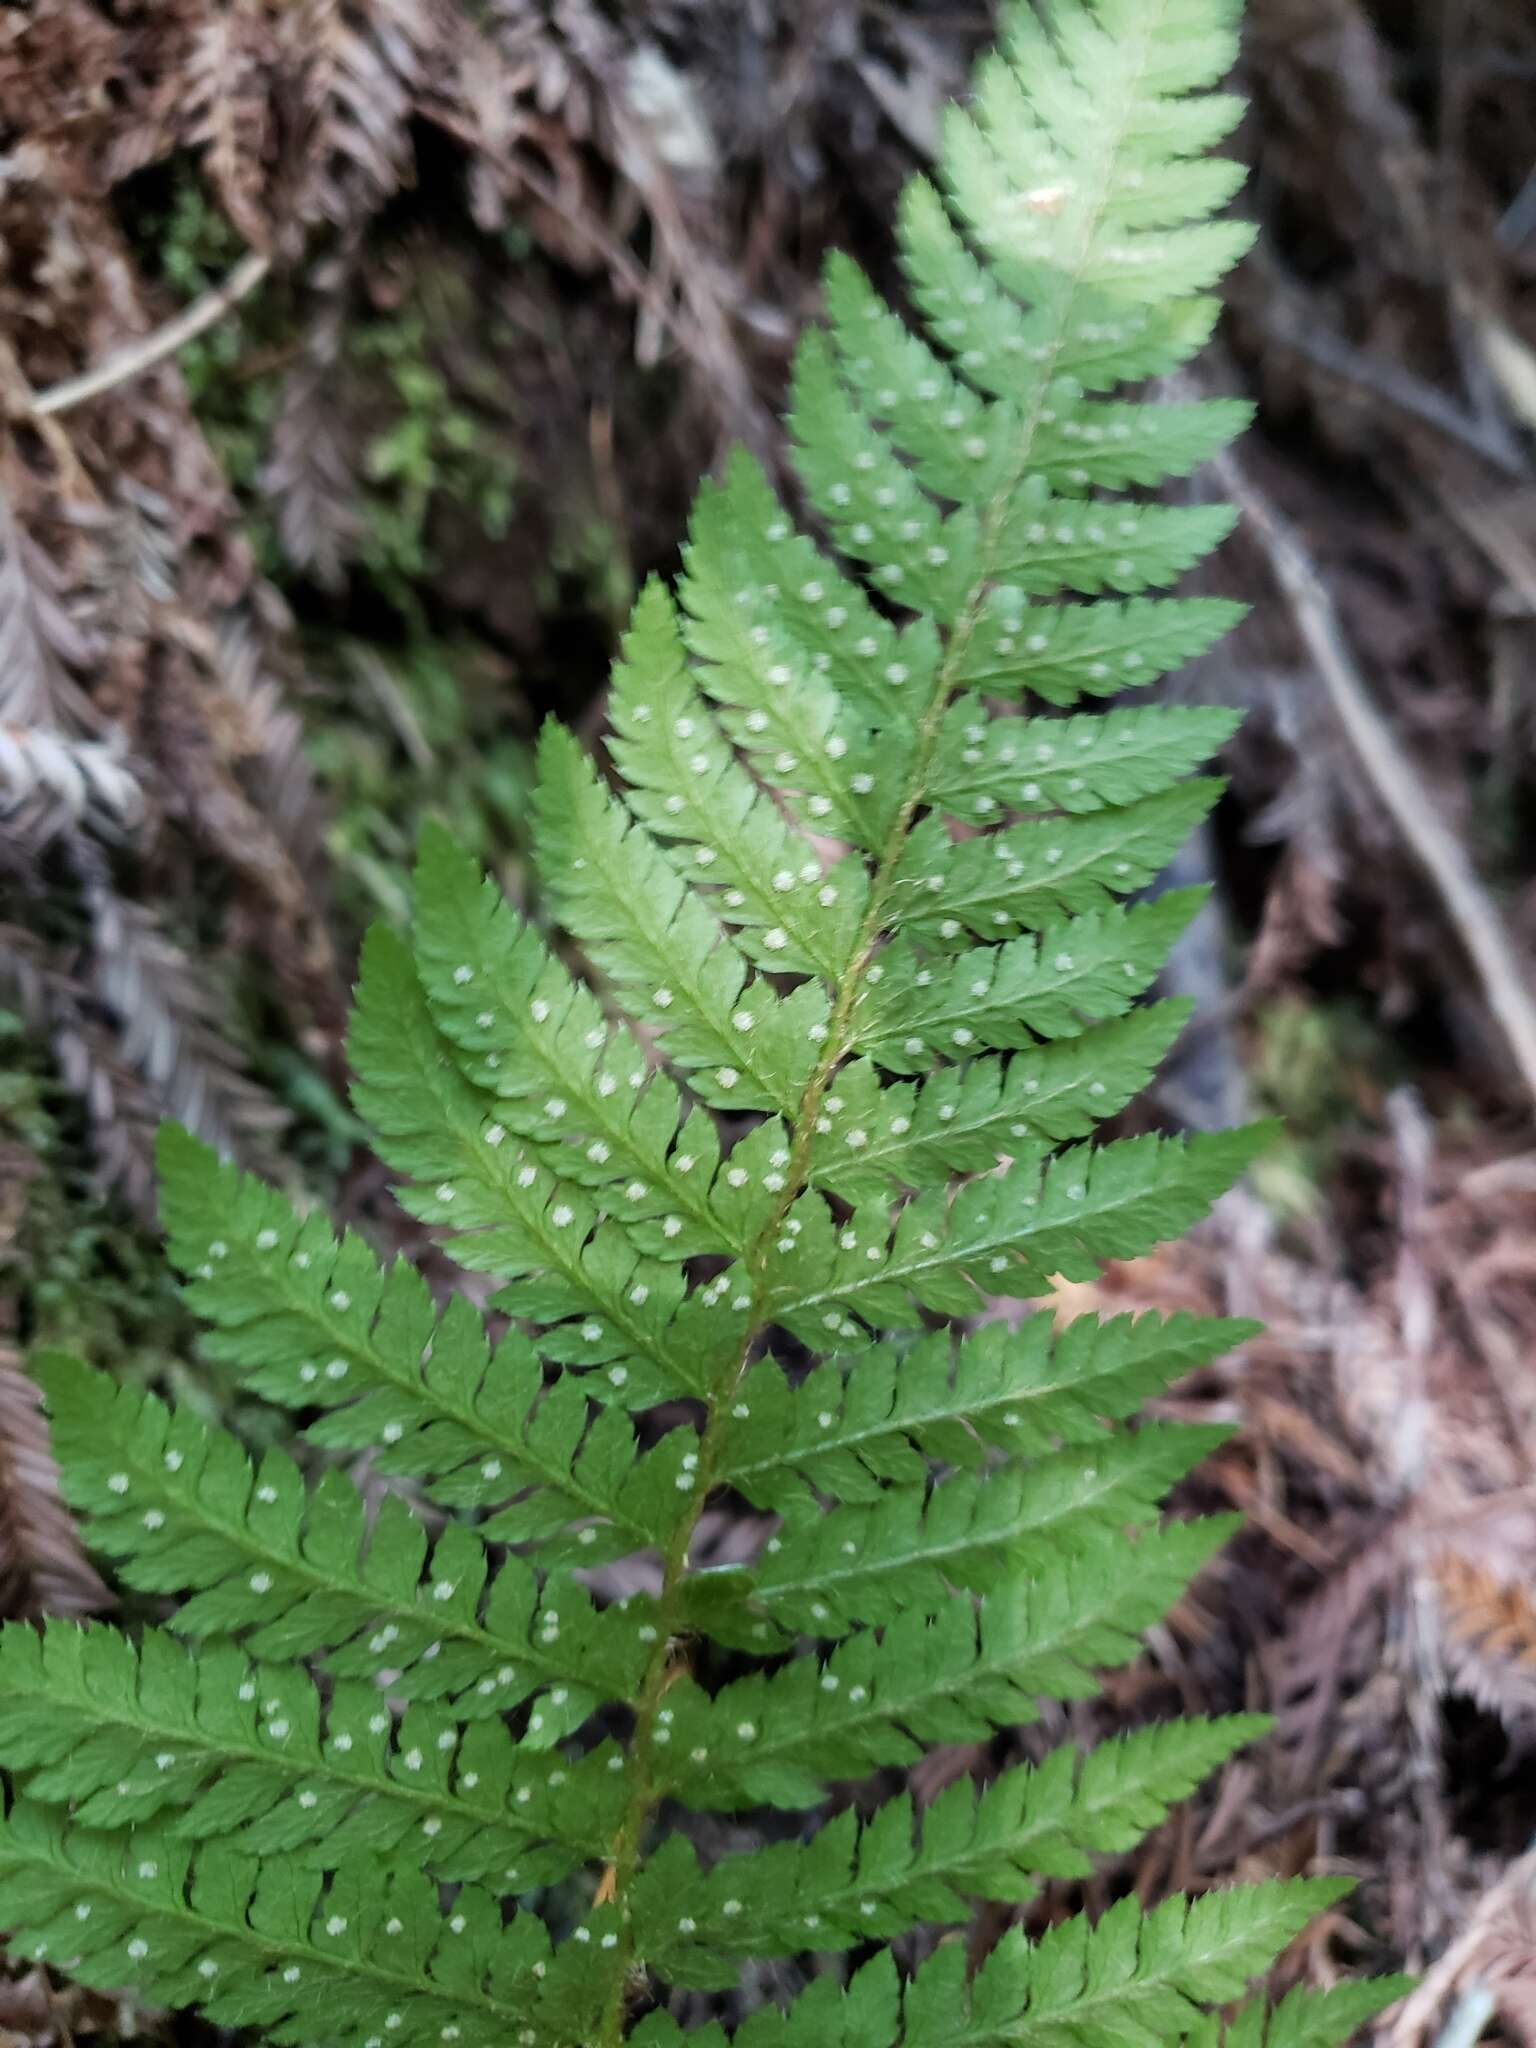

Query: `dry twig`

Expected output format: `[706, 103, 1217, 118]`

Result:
[27, 251, 272, 421]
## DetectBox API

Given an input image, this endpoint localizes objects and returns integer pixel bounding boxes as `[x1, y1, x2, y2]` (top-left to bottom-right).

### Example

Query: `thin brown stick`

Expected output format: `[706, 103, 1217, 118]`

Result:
[29, 251, 271, 420]
[1214, 444, 1536, 1116]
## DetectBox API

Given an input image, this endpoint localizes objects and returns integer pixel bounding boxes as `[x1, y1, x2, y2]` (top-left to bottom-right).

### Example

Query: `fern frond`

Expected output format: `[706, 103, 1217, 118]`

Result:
[533, 723, 828, 1117]
[0, 1622, 616, 1885]
[37, 1354, 651, 1728]
[1193, 1978, 1415, 2047]
[652, 1520, 1240, 1809]
[0, 1804, 601, 2048]
[185, 8, 276, 249]
[719, 1312, 1256, 1508]
[0, 1350, 109, 1617]
[632, 1955, 901, 2048]
[748, 1422, 1224, 1634]
[636, 1716, 1268, 1984]
[904, 1878, 1352, 2045]
[8, 0, 1390, 2038]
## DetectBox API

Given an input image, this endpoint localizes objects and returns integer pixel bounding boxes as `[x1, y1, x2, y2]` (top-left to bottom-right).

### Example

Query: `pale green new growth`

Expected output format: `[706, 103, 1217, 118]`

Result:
[3, 3, 1402, 2044]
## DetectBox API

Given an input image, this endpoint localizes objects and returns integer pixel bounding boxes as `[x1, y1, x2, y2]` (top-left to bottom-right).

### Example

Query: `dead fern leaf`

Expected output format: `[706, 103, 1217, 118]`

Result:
[215, 592, 330, 875]
[262, 268, 362, 587]
[0, 1349, 109, 1621]
[289, 0, 429, 231]
[1432, 1548, 1536, 1729]
[0, 497, 143, 844]
[185, 4, 280, 252]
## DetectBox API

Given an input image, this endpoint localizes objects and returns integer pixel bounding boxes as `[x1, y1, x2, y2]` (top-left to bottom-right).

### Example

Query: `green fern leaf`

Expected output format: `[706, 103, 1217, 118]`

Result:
[6, 1, 1393, 2040]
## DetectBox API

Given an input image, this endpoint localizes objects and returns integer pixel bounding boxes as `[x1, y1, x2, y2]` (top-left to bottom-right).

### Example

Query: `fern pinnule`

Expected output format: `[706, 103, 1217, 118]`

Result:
[4, 2, 1400, 2043]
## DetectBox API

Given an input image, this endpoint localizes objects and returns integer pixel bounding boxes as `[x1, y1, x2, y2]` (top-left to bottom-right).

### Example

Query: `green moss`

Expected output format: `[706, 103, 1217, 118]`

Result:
[350, 279, 521, 611]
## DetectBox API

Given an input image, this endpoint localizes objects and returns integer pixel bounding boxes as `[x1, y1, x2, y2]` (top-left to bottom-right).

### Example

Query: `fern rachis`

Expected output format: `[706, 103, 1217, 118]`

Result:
[0, 3, 1404, 2043]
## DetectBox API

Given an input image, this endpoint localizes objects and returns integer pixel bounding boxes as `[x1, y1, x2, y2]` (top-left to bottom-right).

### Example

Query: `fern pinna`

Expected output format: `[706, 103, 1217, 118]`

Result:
[0, 3, 1399, 2044]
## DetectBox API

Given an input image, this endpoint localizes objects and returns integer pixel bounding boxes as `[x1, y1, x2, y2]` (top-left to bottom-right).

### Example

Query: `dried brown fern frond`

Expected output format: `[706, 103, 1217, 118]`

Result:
[1431, 1547, 1536, 1733]
[0, 495, 143, 846]
[214, 589, 330, 879]
[262, 258, 363, 588]
[150, 618, 345, 1040]
[0, 1350, 109, 1622]
[288, 0, 435, 233]
[185, 4, 281, 253]
[70, 841, 289, 1175]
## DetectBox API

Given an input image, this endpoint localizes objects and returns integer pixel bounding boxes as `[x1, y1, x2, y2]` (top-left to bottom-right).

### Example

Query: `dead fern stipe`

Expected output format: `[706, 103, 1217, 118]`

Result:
[1, 2, 1403, 2043]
